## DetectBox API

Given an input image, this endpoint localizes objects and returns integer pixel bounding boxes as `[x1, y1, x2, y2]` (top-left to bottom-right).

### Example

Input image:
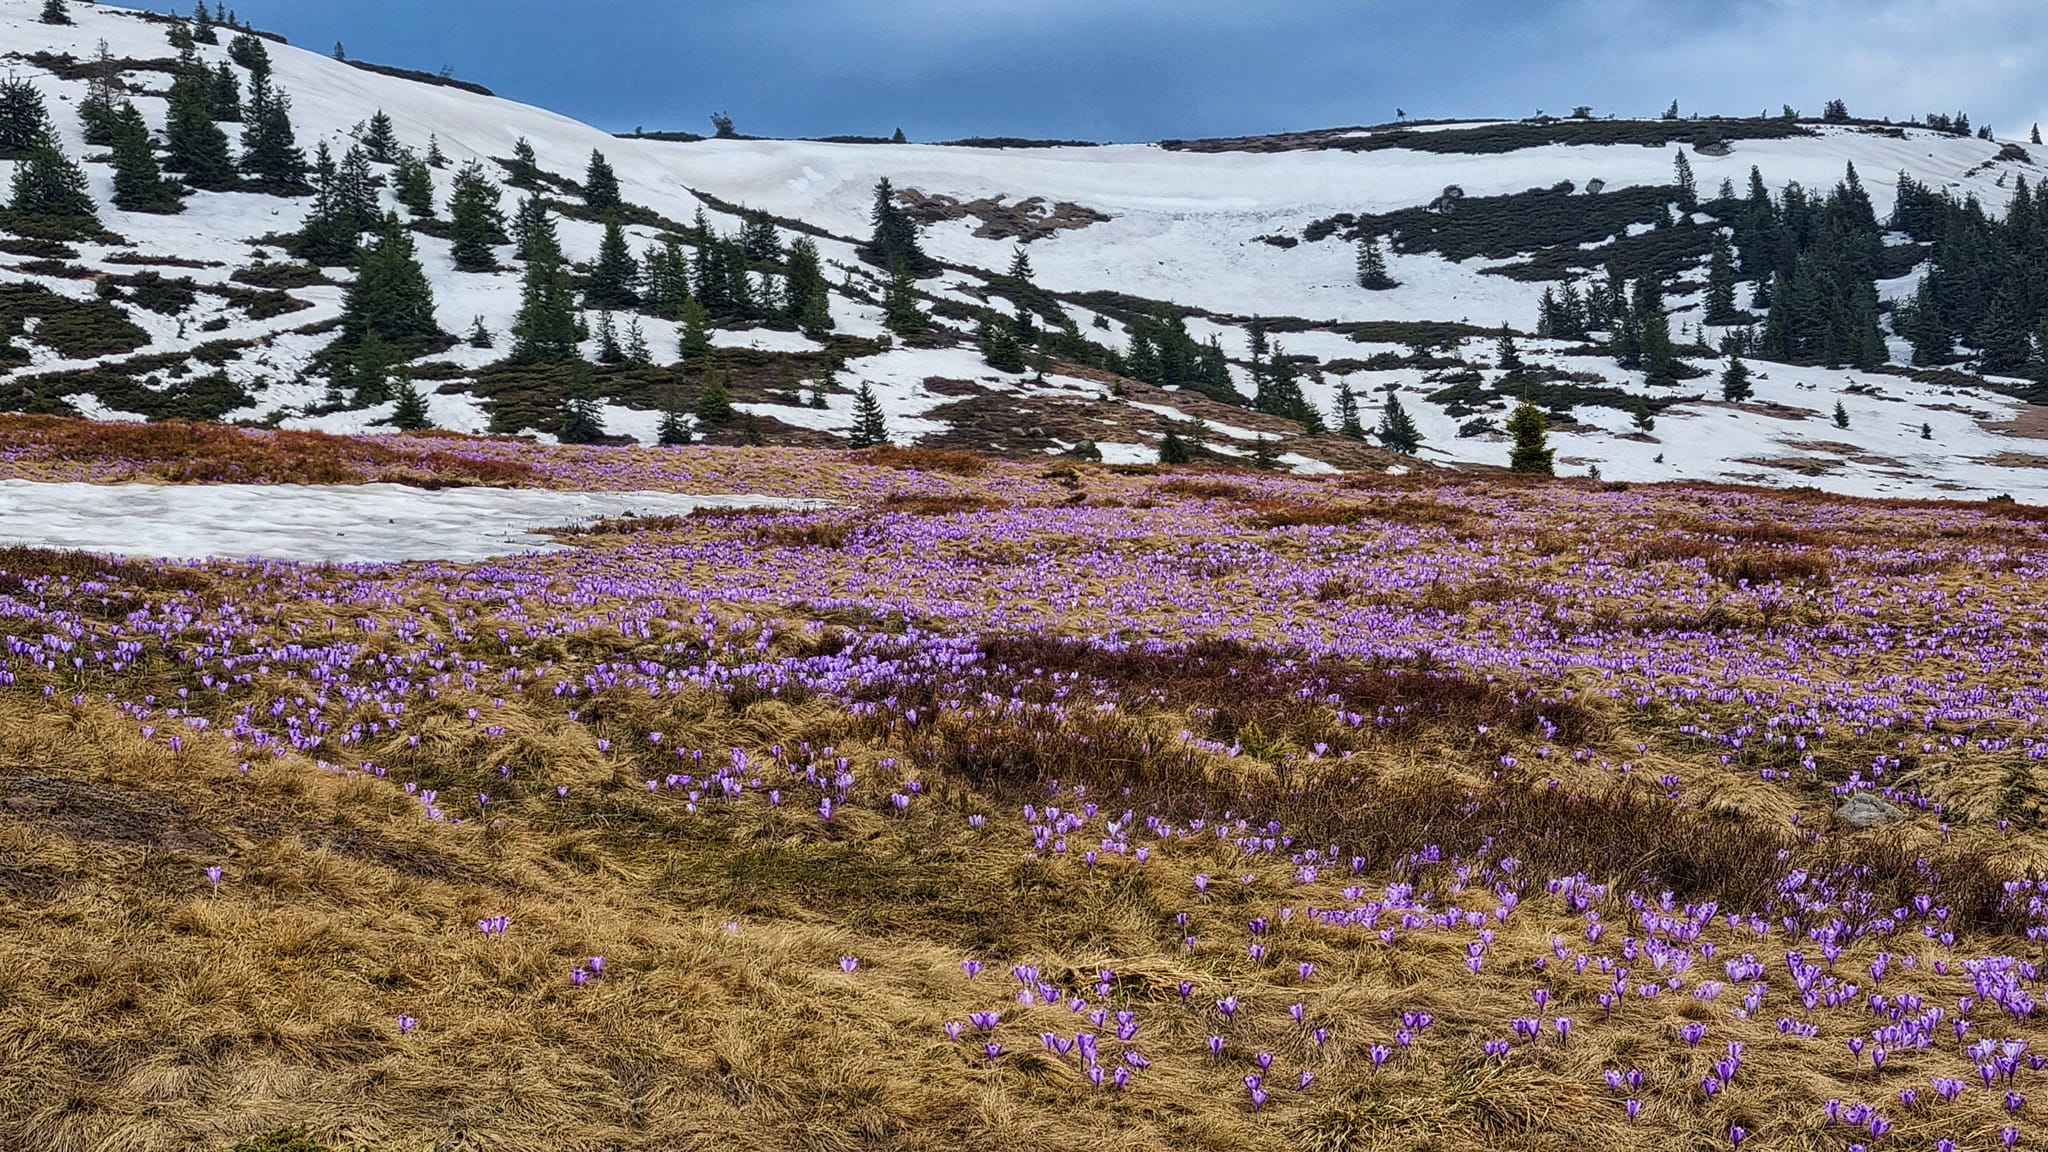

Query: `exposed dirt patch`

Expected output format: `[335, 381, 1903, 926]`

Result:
[0, 774, 224, 854]
[896, 189, 1111, 242]
[1736, 455, 1843, 476]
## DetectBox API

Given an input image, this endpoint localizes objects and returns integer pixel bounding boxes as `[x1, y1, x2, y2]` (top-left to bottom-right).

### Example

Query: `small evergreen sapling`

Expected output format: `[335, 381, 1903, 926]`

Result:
[1506, 398, 1554, 475]
[1833, 400, 1850, 429]
[1252, 435, 1278, 471]
[1157, 426, 1192, 465]
[1375, 392, 1422, 455]
[584, 150, 621, 213]
[41, 0, 72, 26]
[1336, 381, 1364, 439]
[849, 383, 889, 448]
[695, 371, 735, 426]
[389, 372, 433, 431]
[1355, 235, 1396, 290]
[1720, 352, 1752, 401]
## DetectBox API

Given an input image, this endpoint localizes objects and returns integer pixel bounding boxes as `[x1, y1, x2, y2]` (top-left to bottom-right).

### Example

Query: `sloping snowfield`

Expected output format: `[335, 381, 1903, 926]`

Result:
[0, 481, 819, 563]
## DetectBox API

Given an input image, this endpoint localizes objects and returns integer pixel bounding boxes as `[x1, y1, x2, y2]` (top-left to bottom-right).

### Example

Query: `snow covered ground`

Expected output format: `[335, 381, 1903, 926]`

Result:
[0, 481, 820, 563]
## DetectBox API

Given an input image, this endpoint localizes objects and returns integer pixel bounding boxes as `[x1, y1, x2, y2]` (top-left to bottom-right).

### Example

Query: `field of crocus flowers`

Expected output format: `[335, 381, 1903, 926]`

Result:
[4, 418, 2048, 1152]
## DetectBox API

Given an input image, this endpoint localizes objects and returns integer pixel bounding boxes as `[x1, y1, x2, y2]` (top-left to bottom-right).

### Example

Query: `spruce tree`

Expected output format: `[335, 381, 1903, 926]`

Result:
[239, 81, 310, 194]
[165, 68, 236, 190]
[584, 150, 621, 213]
[1336, 380, 1364, 438]
[1495, 325, 1524, 371]
[558, 371, 608, 444]
[864, 177, 935, 275]
[468, 316, 493, 349]
[1157, 426, 1192, 465]
[1720, 351, 1753, 401]
[783, 236, 833, 336]
[210, 61, 242, 123]
[191, 0, 216, 42]
[1673, 149, 1698, 209]
[511, 194, 557, 264]
[1355, 235, 1396, 290]
[510, 227, 580, 363]
[110, 104, 184, 214]
[624, 316, 651, 365]
[40, 0, 71, 26]
[657, 386, 692, 445]
[585, 216, 640, 308]
[1833, 399, 1850, 429]
[340, 215, 439, 350]
[1704, 233, 1741, 325]
[1375, 392, 1422, 455]
[80, 42, 123, 147]
[593, 311, 623, 364]
[1633, 279, 1677, 381]
[426, 136, 447, 168]
[1251, 435, 1278, 471]
[361, 111, 398, 164]
[1506, 399, 1554, 475]
[8, 136, 98, 225]
[696, 370, 736, 426]
[448, 162, 509, 272]
[389, 372, 433, 431]
[394, 150, 435, 217]
[2033, 124, 2043, 146]
[882, 262, 927, 336]
[228, 32, 271, 80]
[0, 77, 51, 162]
[506, 138, 540, 189]
[848, 382, 889, 447]
[678, 297, 713, 362]
[294, 142, 359, 266]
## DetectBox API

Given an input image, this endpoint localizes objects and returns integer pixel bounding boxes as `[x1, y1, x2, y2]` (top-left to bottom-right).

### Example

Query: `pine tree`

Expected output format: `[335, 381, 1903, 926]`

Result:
[110, 103, 184, 214]
[1704, 233, 1741, 325]
[389, 372, 433, 431]
[164, 68, 236, 190]
[585, 216, 640, 308]
[510, 226, 580, 363]
[882, 262, 927, 336]
[238, 80, 310, 194]
[8, 135, 98, 225]
[339, 215, 440, 350]
[506, 138, 540, 189]
[448, 162, 508, 272]
[1355, 235, 1396, 290]
[361, 110, 398, 164]
[1375, 392, 1422, 455]
[0, 77, 51, 162]
[696, 370, 736, 426]
[1833, 399, 1850, 429]
[40, 0, 71, 26]
[674, 298, 711, 363]
[1336, 380, 1364, 438]
[848, 382, 889, 447]
[393, 149, 435, 217]
[584, 150, 621, 213]
[1506, 399, 1554, 474]
[1720, 351, 1753, 401]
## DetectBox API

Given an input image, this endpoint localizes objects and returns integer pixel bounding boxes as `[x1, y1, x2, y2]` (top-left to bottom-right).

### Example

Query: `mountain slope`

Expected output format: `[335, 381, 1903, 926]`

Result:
[4, 0, 2048, 499]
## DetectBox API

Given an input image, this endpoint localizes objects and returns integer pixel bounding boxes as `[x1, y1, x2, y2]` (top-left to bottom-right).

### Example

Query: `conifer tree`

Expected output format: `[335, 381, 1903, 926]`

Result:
[210, 61, 242, 123]
[1704, 233, 1741, 325]
[80, 42, 123, 147]
[40, 0, 71, 26]
[663, 301, 707, 366]
[593, 311, 623, 364]
[393, 150, 434, 217]
[361, 110, 398, 164]
[1156, 426, 1192, 465]
[882, 262, 927, 336]
[1252, 435, 1278, 471]
[511, 194, 556, 264]
[848, 383, 889, 447]
[558, 370, 608, 444]
[9, 135, 98, 225]
[228, 32, 271, 80]
[583, 149, 621, 212]
[191, 0, 216, 42]
[1720, 351, 1752, 401]
[624, 316, 651, 365]
[783, 236, 833, 336]
[293, 142, 362, 265]
[468, 316, 493, 349]
[977, 313, 1026, 373]
[425, 136, 447, 168]
[0, 77, 51, 162]
[110, 103, 184, 214]
[1355, 235, 1396, 290]
[340, 214, 439, 350]
[1495, 325, 1524, 371]
[1833, 399, 1850, 429]
[1673, 149, 1698, 209]
[1506, 399, 1554, 474]
[1633, 399, 1656, 433]
[1633, 279, 1677, 381]
[1336, 380, 1365, 438]
[506, 138, 540, 189]
[448, 162, 508, 272]
[165, 68, 236, 190]
[585, 216, 640, 308]
[864, 177, 935, 275]
[696, 370, 736, 426]
[657, 387, 692, 446]
[2033, 124, 2043, 146]
[389, 372, 433, 431]
[511, 226, 579, 363]
[1375, 392, 1422, 455]
[239, 80, 310, 194]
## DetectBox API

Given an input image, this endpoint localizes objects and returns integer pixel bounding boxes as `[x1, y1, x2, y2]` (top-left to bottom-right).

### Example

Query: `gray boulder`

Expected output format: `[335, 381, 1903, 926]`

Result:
[1835, 791, 1904, 829]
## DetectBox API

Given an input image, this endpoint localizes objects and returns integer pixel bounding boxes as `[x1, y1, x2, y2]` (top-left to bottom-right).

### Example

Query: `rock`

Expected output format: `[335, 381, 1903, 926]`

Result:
[1835, 791, 1904, 829]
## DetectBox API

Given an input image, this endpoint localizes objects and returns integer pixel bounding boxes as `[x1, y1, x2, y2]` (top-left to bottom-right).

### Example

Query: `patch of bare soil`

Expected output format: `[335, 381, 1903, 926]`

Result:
[896, 189, 1111, 242]
[1736, 456, 1843, 476]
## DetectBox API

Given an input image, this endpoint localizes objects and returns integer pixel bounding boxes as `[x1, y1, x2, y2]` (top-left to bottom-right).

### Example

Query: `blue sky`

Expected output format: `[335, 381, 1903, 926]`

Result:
[202, 1, 2046, 144]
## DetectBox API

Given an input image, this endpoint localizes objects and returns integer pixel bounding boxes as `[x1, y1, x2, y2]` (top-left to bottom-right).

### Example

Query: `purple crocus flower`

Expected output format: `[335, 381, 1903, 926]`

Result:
[204, 865, 222, 888]
[839, 955, 858, 973]
[396, 1014, 417, 1035]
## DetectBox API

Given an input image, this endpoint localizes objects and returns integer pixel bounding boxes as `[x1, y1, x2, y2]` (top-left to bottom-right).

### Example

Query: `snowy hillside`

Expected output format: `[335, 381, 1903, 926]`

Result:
[5, 0, 2048, 500]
